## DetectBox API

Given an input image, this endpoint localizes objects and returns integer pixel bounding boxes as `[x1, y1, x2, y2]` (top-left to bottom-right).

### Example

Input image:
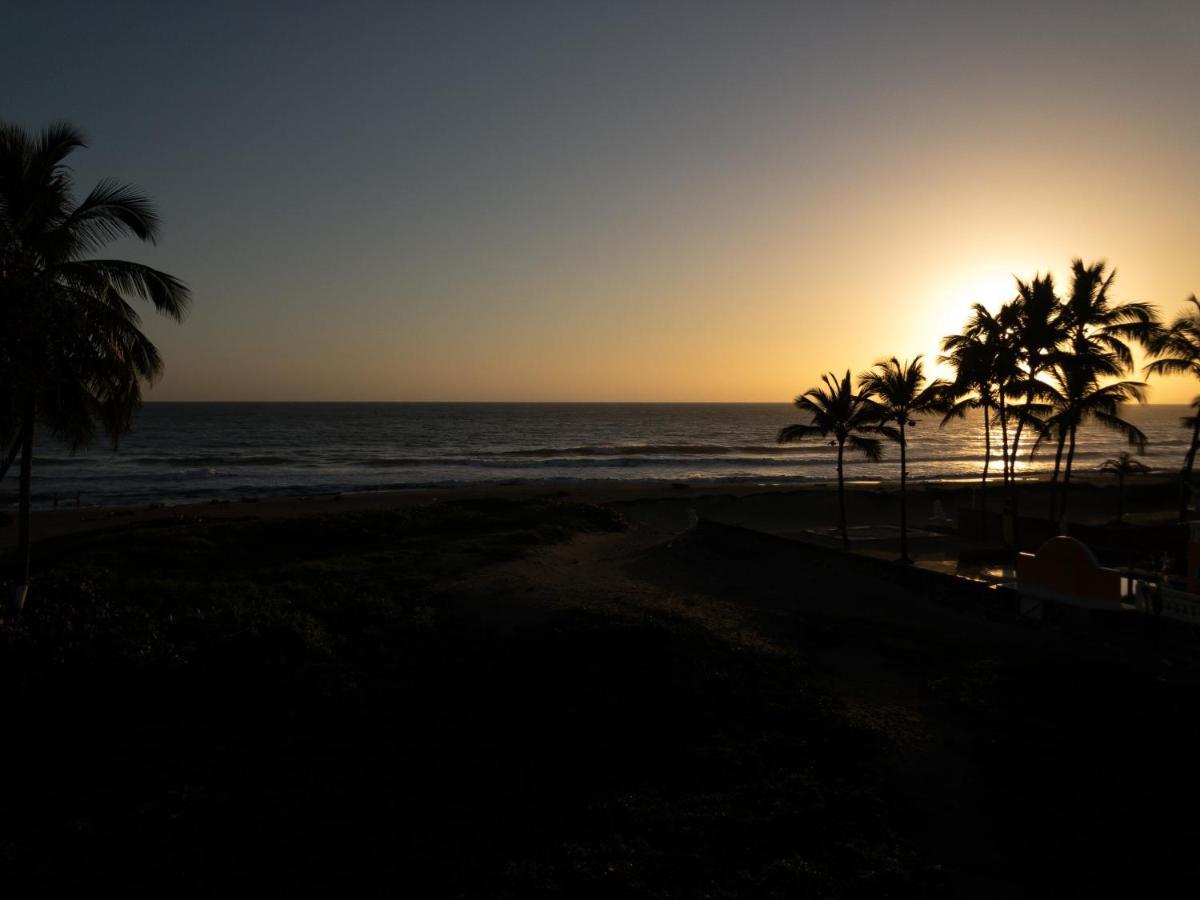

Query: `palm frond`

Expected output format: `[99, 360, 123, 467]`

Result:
[846, 434, 884, 462]
[1099, 452, 1151, 476]
[938, 395, 979, 426]
[872, 424, 902, 443]
[778, 423, 824, 443]
[1091, 410, 1148, 452]
[59, 178, 162, 250]
[56, 259, 191, 320]
[1144, 357, 1198, 378]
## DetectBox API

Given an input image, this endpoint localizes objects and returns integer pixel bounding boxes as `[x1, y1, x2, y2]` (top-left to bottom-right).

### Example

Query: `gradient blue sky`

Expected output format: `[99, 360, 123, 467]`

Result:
[5, 1, 1199, 400]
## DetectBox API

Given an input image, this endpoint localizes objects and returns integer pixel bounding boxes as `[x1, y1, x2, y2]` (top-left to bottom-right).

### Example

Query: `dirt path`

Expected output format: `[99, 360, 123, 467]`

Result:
[439, 517, 1019, 890]
[446, 505, 1200, 896]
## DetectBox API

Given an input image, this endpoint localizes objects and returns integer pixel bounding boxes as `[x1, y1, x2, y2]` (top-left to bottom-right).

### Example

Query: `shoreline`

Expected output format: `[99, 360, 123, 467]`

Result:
[2, 473, 1181, 548]
[0, 471, 1065, 513]
[5, 467, 1169, 507]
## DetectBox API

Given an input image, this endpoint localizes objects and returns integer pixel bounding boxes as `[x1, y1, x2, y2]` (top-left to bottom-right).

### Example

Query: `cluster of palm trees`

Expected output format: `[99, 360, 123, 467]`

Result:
[781, 260, 1200, 557]
[4, 120, 1200, 601]
[1, 121, 189, 612]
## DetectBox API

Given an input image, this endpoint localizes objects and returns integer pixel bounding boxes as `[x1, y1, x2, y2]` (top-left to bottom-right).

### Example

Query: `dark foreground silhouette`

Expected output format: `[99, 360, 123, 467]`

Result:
[2, 497, 1199, 897]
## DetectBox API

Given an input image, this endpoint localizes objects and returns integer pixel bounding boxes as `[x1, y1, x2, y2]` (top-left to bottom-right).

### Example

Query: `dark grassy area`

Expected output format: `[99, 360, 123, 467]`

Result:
[929, 650, 1200, 897]
[0, 499, 941, 898]
[801, 619, 1200, 898]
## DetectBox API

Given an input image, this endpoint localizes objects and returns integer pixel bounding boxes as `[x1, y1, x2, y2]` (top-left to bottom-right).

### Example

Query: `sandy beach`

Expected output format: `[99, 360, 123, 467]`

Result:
[3, 472, 1181, 547]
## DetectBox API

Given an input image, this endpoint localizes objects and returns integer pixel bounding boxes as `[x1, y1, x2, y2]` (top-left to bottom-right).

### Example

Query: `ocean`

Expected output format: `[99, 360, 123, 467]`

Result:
[7, 402, 1192, 508]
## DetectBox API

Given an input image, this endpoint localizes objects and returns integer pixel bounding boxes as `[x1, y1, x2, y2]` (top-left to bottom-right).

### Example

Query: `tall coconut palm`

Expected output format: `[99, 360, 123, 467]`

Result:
[1099, 452, 1151, 525]
[1030, 336, 1125, 521]
[1028, 356, 1147, 521]
[940, 306, 1005, 513]
[0, 121, 189, 613]
[1059, 259, 1158, 371]
[1144, 296, 1200, 521]
[988, 301, 1023, 488]
[1005, 274, 1065, 487]
[859, 356, 949, 562]
[778, 371, 896, 551]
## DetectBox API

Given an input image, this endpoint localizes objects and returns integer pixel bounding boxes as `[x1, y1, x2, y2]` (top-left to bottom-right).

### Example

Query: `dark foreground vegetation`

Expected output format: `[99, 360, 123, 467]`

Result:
[3, 497, 1200, 897]
[1, 499, 937, 898]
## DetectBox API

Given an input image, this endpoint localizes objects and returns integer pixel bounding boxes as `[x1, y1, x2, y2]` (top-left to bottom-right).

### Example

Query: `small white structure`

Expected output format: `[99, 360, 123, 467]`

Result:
[1146, 587, 1200, 625]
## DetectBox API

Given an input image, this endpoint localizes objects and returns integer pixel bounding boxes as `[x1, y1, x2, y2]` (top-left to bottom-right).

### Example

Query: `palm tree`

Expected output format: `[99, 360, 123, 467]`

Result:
[1145, 296, 1200, 521]
[0, 121, 189, 613]
[778, 371, 896, 551]
[986, 301, 1022, 487]
[940, 307, 1005, 514]
[1005, 274, 1065, 489]
[1028, 356, 1147, 521]
[1059, 259, 1158, 371]
[1026, 337, 1121, 522]
[1016, 260, 1157, 524]
[859, 356, 948, 562]
[1098, 452, 1151, 524]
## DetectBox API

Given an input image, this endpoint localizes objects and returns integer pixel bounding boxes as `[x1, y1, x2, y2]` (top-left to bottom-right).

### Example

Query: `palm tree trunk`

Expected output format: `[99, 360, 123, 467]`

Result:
[1117, 472, 1125, 524]
[1008, 381, 1039, 543]
[12, 397, 35, 615]
[997, 391, 1014, 547]
[1060, 424, 1079, 521]
[836, 439, 847, 551]
[1009, 382, 1036, 486]
[899, 421, 909, 562]
[1179, 414, 1200, 523]
[1048, 426, 1067, 523]
[979, 401, 990, 521]
[998, 393, 1011, 488]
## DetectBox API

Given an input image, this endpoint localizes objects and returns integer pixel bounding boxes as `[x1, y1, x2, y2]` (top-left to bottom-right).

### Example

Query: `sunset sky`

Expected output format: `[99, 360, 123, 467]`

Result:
[6, 1, 1199, 401]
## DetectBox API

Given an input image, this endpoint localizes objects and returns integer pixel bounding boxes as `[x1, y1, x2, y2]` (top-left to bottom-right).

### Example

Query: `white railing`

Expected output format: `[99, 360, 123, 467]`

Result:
[1125, 579, 1200, 624]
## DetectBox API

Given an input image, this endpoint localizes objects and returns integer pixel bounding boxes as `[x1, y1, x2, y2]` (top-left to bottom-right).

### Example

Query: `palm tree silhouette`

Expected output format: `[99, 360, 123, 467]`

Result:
[1060, 259, 1158, 370]
[971, 302, 1021, 486]
[1005, 274, 1065, 491]
[778, 371, 896, 551]
[1028, 356, 1147, 521]
[859, 356, 948, 562]
[1050, 259, 1159, 519]
[940, 305, 1006, 514]
[940, 262, 1157, 535]
[1145, 296, 1200, 521]
[1098, 452, 1151, 524]
[0, 121, 189, 612]
[1023, 335, 1121, 522]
